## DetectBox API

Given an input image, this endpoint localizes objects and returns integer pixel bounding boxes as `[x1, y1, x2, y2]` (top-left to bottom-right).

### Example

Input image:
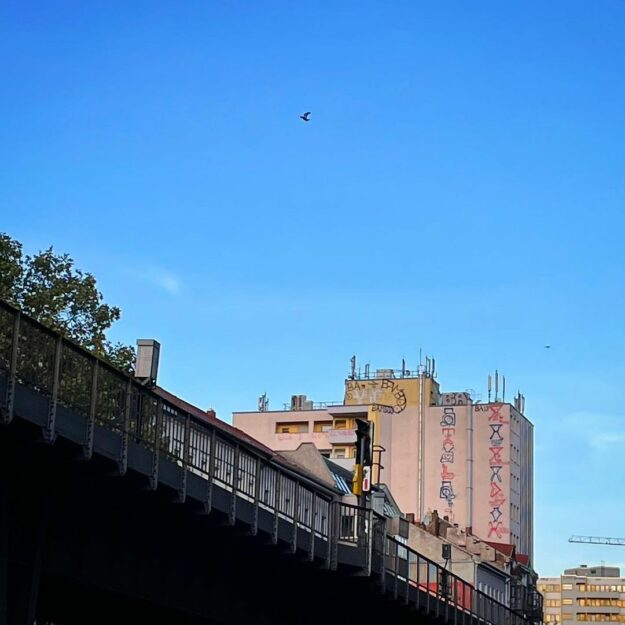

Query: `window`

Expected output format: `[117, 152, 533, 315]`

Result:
[334, 447, 347, 459]
[314, 420, 333, 433]
[562, 599, 573, 605]
[585, 585, 625, 593]
[579, 599, 625, 608]
[334, 419, 347, 430]
[563, 584, 573, 590]
[320, 450, 331, 458]
[275, 422, 309, 434]
[561, 613, 573, 621]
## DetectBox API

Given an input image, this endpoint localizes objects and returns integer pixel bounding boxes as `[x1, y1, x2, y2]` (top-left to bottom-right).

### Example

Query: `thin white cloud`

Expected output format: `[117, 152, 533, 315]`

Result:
[122, 266, 181, 295]
[560, 411, 625, 451]
[589, 432, 625, 450]
[153, 271, 181, 295]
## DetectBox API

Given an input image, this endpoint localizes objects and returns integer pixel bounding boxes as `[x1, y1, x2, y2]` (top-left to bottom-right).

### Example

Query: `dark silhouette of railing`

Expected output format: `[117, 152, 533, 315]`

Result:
[382, 535, 531, 625]
[0, 299, 537, 625]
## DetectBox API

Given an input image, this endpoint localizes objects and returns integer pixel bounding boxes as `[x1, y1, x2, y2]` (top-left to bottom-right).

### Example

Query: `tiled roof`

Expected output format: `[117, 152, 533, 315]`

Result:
[485, 541, 516, 557]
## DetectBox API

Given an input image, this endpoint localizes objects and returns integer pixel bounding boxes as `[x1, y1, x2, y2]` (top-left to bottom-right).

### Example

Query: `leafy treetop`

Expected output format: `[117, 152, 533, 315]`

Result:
[0, 233, 134, 373]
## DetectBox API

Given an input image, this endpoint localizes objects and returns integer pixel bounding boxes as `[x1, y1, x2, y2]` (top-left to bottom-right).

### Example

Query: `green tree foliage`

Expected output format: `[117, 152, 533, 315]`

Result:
[0, 233, 134, 373]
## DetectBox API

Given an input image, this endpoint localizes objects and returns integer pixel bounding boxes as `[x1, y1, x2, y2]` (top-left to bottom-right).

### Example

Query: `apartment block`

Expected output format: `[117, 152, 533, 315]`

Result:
[540, 566, 625, 624]
[233, 363, 534, 559]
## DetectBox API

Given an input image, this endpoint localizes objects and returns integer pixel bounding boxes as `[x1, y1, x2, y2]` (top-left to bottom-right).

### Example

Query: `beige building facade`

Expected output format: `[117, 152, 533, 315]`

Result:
[233, 366, 534, 558]
[539, 566, 625, 624]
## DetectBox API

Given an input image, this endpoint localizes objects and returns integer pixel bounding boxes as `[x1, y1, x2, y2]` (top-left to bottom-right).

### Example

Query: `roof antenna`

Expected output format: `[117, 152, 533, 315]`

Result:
[258, 393, 269, 412]
[350, 355, 357, 380]
[488, 374, 492, 402]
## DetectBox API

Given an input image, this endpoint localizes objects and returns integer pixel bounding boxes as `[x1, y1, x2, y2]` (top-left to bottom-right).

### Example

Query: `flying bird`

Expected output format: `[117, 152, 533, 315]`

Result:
[300, 112, 311, 122]
[545, 345, 551, 349]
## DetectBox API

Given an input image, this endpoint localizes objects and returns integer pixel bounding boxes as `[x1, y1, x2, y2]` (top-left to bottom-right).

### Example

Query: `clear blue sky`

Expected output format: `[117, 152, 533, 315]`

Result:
[2, 1, 625, 576]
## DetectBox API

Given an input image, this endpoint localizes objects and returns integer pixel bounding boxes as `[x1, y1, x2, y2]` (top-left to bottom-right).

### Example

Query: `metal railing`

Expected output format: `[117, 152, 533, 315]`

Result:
[281, 401, 343, 411]
[382, 535, 529, 625]
[0, 299, 334, 543]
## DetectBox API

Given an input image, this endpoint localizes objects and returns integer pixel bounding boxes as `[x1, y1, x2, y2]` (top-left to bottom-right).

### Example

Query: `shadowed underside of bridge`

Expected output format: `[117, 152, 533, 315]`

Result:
[0, 418, 416, 625]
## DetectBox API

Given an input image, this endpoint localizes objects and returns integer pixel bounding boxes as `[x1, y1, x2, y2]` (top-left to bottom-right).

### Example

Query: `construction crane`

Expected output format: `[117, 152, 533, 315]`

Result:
[569, 535, 625, 546]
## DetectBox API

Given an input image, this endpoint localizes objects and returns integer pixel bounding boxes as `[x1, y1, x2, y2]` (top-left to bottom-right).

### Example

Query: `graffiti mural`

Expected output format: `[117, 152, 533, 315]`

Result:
[486, 404, 509, 540]
[344, 379, 407, 413]
[439, 407, 457, 517]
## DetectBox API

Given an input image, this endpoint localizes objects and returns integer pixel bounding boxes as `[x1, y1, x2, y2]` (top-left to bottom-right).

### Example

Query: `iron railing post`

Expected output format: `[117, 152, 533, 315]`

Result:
[204, 429, 216, 514]
[150, 398, 162, 490]
[445, 570, 450, 622]
[178, 413, 191, 503]
[330, 501, 339, 571]
[83, 359, 98, 460]
[426, 561, 431, 615]
[229, 444, 239, 525]
[404, 549, 410, 605]
[289, 483, 299, 554]
[43, 334, 62, 443]
[272, 472, 281, 545]
[323, 499, 332, 570]
[1, 311, 20, 425]
[416, 554, 422, 609]
[307, 493, 316, 562]
[251, 458, 261, 536]
[436, 565, 441, 620]
[393, 540, 399, 600]
[118, 378, 132, 475]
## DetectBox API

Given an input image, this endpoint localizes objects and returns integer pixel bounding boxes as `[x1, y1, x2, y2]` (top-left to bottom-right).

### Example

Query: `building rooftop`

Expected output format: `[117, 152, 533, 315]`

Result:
[563, 565, 622, 578]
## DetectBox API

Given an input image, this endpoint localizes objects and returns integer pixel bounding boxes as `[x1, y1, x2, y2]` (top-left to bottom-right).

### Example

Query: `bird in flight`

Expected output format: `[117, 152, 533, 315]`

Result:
[545, 345, 551, 349]
[300, 112, 311, 122]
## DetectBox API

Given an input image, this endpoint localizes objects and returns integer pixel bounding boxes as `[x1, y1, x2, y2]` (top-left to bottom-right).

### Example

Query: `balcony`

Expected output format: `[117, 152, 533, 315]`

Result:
[328, 429, 357, 444]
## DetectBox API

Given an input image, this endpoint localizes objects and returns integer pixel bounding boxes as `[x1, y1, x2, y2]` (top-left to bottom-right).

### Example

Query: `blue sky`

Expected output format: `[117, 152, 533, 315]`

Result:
[2, 1, 625, 576]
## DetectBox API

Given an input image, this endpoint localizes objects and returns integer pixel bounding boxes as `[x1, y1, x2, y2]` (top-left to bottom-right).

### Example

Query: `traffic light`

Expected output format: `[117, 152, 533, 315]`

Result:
[353, 418, 372, 496]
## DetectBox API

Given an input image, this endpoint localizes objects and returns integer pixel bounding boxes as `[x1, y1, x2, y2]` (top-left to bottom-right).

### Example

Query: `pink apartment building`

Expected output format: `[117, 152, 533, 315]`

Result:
[233, 365, 533, 559]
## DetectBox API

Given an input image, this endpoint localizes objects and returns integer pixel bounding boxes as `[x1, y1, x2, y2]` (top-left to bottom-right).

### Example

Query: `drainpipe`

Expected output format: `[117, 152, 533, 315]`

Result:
[418, 369, 425, 519]
[466, 400, 474, 529]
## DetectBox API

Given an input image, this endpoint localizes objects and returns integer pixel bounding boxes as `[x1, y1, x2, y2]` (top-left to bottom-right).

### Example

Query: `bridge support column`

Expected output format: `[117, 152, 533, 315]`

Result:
[7, 491, 49, 625]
